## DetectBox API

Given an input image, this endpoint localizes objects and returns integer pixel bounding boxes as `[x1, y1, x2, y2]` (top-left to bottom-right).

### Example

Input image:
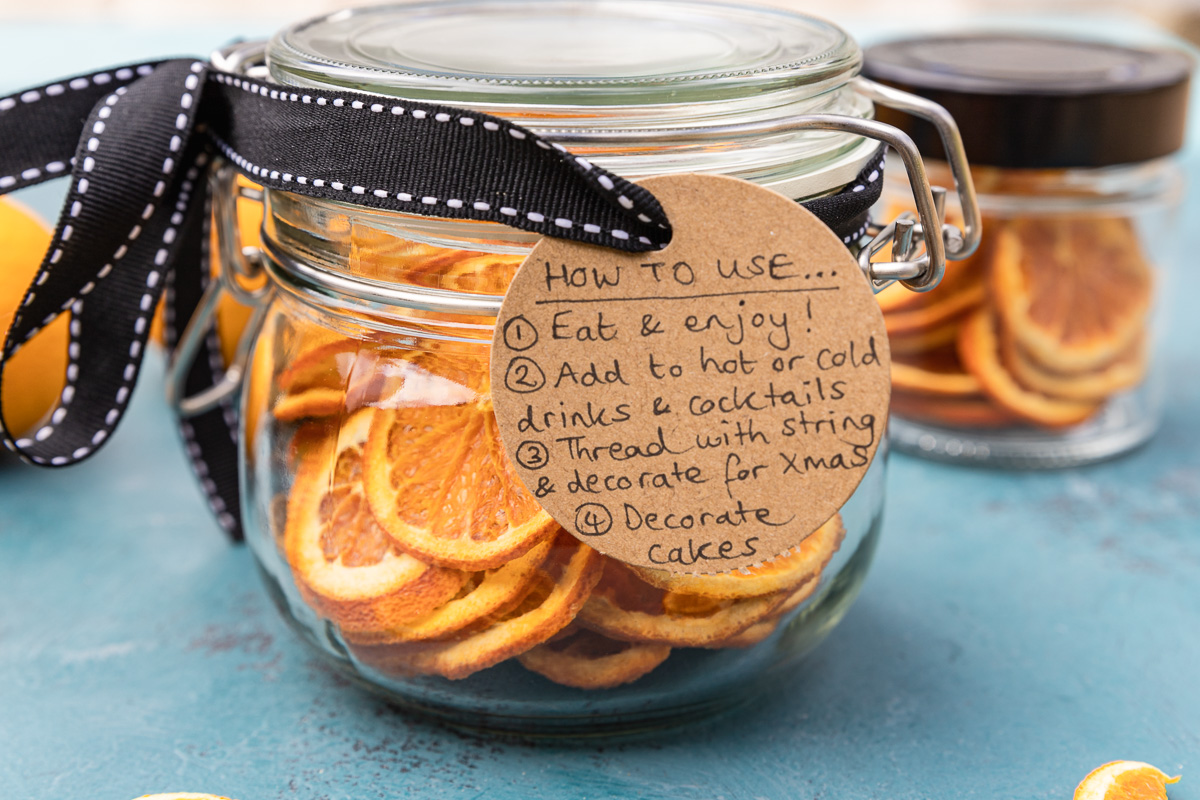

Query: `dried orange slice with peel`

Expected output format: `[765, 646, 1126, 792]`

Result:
[991, 217, 1152, 374]
[632, 514, 844, 599]
[363, 395, 557, 571]
[273, 340, 404, 422]
[1074, 761, 1180, 800]
[578, 561, 788, 647]
[890, 391, 1018, 429]
[284, 410, 466, 634]
[519, 627, 671, 689]
[1002, 333, 1146, 402]
[888, 317, 962, 357]
[890, 352, 982, 398]
[885, 281, 985, 337]
[772, 571, 823, 617]
[703, 569, 824, 648]
[351, 534, 604, 679]
[958, 309, 1099, 428]
[339, 536, 555, 645]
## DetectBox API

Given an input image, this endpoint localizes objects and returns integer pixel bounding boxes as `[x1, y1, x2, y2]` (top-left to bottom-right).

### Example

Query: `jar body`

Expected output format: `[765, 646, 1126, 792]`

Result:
[879, 158, 1183, 467]
[238, 221, 887, 734]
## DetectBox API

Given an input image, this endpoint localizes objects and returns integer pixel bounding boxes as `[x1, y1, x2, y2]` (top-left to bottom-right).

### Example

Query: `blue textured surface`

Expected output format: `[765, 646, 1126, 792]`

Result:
[2, 20, 1199, 800]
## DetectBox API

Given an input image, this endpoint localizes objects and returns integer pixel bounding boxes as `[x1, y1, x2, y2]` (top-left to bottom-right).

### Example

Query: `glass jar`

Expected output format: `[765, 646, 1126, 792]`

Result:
[205, 0, 974, 734]
[864, 34, 1191, 468]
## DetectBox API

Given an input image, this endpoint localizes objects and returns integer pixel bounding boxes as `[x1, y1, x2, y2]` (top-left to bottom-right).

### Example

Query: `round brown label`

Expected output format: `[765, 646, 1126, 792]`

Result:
[490, 174, 890, 574]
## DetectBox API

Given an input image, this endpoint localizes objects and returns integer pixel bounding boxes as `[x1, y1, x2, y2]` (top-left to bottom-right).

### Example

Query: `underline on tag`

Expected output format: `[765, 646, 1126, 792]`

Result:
[533, 286, 840, 305]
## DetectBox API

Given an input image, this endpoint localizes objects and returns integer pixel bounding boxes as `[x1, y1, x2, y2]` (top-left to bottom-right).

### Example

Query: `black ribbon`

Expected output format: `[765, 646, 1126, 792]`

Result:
[0, 58, 884, 539]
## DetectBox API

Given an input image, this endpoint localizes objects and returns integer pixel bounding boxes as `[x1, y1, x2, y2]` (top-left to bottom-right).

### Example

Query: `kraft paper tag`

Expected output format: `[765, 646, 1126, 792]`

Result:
[490, 174, 890, 574]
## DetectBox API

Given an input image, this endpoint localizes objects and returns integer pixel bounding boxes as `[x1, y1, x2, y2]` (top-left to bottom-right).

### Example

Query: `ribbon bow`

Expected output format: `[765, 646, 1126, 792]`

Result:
[0, 58, 884, 539]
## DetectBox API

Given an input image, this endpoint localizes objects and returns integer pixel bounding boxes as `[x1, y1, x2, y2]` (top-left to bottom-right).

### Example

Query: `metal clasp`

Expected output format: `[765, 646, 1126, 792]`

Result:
[166, 162, 272, 419]
[852, 77, 982, 292]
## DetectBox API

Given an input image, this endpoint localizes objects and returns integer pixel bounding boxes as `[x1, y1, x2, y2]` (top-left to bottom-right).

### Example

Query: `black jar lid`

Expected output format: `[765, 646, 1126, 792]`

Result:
[863, 34, 1193, 168]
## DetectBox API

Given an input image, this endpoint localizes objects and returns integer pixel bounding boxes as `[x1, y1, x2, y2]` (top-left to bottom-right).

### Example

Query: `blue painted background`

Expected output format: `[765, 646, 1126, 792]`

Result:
[1, 18, 1197, 800]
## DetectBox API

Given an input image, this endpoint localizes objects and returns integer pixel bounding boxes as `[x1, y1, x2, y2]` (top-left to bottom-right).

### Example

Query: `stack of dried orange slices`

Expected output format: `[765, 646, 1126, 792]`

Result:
[266, 248, 848, 689]
[880, 214, 1152, 430]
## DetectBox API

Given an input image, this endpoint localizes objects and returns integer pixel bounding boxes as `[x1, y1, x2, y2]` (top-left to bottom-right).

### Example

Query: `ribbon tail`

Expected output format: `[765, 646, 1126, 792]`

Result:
[162, 155, 244, 540]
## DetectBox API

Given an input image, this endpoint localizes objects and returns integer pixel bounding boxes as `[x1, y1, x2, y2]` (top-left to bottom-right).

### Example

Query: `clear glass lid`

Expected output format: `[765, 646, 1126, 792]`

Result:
[267, 0, 862, 106]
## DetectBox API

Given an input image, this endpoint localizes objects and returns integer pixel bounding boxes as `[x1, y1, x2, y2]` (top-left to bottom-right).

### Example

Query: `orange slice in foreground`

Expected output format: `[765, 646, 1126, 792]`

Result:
[578, 561, 788, 647]
[958, 309, 1099, 429]
[519, 627, 671, 689]
[363, 396, 557, 571]
[632, 513, 844, 599]
[284, 411, 466, 634]
[1074, 761, 1180, 800]
[990, 217, 1152, 373]
[350, 533, 604, 679]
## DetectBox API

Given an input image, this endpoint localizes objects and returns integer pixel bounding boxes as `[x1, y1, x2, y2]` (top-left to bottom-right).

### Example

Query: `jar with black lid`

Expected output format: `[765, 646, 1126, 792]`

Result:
[865, 34, 1191, 467]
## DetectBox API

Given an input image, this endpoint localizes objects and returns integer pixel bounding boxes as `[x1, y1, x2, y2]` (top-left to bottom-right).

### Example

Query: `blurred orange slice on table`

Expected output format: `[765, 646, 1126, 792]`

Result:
[1074, 761, 1180, 800]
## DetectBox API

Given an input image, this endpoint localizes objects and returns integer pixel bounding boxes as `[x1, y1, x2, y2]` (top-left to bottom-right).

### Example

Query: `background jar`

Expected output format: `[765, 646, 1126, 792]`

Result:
[864, 34, 1191, 468]
[218, 0, 968, 734]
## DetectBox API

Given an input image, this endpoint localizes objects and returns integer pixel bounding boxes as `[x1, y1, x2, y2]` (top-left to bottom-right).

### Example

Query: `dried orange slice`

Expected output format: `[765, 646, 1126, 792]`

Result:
[890, 349, 982, 397]
[351, 534, 604, 679]
[873, 208, 991, 315]
[578, 561, 788, 647]
[1074, 761, 1180, 800]
[772, 571, 823, 617]
[702, 571, 823, 648]
[284, 411, 466, 634]
[519, 627, 670, 689]
[890, 391, 1017, 429]
[273, 340, 402, 422]
[958, 309, 1099, 428]
[888, 317, 962, 357]
[632, 514, 844, 599]
[362, 388, 556, 570]
[884, 282, 985, 337]
[1002, 333, 1146, 402]
[340, 536, 555, 645]
[991, 217, 1152, 373]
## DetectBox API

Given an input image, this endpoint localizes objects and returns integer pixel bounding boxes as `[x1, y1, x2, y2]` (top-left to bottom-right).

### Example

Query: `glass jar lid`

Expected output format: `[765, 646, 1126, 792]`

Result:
[268, 0, 861, 107]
